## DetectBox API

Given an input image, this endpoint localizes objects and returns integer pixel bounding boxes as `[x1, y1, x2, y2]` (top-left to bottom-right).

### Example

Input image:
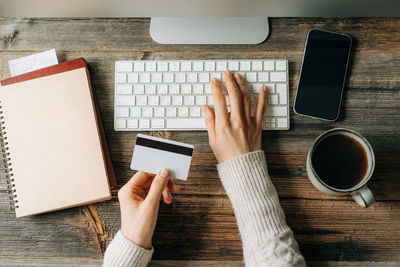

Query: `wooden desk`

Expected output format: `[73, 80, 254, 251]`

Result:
[0, 18, 399, 266]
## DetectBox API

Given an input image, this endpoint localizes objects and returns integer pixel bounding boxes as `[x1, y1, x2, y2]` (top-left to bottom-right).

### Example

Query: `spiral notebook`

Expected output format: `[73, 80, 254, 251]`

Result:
[0, 58, 114, 217]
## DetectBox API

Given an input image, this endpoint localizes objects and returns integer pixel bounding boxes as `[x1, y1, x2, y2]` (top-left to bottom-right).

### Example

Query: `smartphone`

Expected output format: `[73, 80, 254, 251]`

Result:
[294, 29, 352, 121]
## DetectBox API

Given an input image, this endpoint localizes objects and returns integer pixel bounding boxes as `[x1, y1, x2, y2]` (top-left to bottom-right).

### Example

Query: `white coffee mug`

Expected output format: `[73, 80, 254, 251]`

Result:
[306, 128, 375, 207]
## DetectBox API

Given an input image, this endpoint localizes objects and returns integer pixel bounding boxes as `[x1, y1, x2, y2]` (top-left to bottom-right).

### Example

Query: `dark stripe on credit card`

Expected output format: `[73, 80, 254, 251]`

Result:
[136, 136, 193, 156]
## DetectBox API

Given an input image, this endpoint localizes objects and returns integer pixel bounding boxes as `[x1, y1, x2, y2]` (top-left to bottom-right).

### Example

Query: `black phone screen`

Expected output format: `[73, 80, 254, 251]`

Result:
[294, 30, 352, 121]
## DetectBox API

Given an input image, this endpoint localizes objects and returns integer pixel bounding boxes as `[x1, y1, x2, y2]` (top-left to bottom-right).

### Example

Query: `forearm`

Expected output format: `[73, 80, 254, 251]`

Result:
[103, 230, 154, 267]
[218, 150, 305, 266]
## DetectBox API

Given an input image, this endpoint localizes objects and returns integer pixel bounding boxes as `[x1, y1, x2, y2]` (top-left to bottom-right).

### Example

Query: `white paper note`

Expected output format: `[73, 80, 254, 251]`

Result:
[8, 49, 58, 77]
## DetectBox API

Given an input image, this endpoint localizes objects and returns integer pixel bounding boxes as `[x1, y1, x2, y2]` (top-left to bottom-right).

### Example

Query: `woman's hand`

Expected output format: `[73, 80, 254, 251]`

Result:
[202, 70, 267, 163]
[118, 169, 179, 249]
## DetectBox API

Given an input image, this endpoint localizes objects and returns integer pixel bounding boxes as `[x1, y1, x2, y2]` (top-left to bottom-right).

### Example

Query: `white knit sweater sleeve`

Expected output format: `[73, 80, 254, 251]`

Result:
[103, 230, 154, 267]
[217, 150, 306, 267]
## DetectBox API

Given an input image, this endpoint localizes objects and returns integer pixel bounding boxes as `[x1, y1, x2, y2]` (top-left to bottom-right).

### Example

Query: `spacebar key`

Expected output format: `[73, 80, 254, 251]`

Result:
[166, 119, 206, 129]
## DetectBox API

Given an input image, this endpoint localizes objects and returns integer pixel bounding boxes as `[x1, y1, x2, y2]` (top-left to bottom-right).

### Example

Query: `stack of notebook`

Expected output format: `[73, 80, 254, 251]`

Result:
[0, 58, 116, 218]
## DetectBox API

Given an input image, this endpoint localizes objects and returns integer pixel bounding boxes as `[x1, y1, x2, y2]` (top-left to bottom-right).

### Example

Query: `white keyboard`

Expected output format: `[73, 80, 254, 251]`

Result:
[114, 59, 289, 131]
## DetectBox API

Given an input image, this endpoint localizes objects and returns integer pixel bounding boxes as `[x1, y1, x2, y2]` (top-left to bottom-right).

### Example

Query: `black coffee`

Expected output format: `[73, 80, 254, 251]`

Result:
[311, 134, 368, 189]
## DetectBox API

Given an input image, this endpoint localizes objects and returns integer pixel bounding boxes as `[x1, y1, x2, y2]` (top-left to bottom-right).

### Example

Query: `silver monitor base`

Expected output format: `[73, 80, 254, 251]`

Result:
[150, 17, 269, 45]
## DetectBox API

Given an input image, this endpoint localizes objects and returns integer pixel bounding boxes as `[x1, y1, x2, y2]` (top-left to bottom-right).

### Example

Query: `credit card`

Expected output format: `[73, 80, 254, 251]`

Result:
[130, 134, 194, 180]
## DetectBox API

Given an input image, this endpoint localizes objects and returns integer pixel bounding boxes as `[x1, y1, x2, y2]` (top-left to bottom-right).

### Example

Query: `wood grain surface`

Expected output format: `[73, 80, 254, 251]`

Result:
[0, 17, 399, 265]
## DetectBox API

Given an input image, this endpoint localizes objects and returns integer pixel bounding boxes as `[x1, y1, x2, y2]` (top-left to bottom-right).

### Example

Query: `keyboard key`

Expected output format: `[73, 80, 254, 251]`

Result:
[169, 84, 180, 94]
[116, 61, 132, 72]
[184, 95, 195, 105]
[196, 96, 206, 105]
[199, 73, 209, 83]
[193, 84, 203, 94]
[246, 72, 257, 82]
[157, 84, 168, 94]
[116, 73, 127, 83]
[276, 84, 288, 105]
[166, 119, 205, 129]
[252, 61, 263, 71]
[270, 72, 287, 82]
[265, 83, 275, 93]
[116, 119, 126, 129]
[178, 107, 189, 117]
[139, 73, 150, 83]
[240, 61, 251, 71]
[181, 61, 192, 71]
[117, 96, 135, 105]
[154, 107, 165, 117]
[265, 106, 287, 117]
[163, 73, 174, 83]
[210, 72, 221, 80]
[181, 84, 191, 94]
[193, 62, 203, 71]
[145, 84, 156, 94]
[145, 62, 157, 72]
[157, 62, 168, 71]
[136, 96, 147, 106]
[204, 84, 212, 94]
[269, 94, 279, 105]
[172, 96, 183, 105]
[258, 72, 269, 82]
[264, 61, 274, 71]
[187, 73, 198, 83]
[142, 107, 153, 117]
[175, 73, 186, 83]
[151, 73, 162, 83]
[205, 62, 215, 71]
[228, 61, 239, 71]
[134, 62, 145, 72]
[276, 60, 287, 71]
[116, 84, 132, 94]
[151, 119, 165, 128]
[148, 96, 159, 105]
[139, 119, 150, 128]
[263, 118, 275, 128]
[133, 84, 145, 94]
[216, 61, 227, 71]
[169, 61, 180, 71]
[207, 95, 213, 105]
[127, 73, 139, 83]
[160, 96, 171, 105]
[277, 117, 288, 128]
[190, 107, 201, 117]
[116, 107, 129, 117]
[251, 83, 263, 93]
[166, 107, 176, 117]
[130, 107, 141, 117]
[127, 119, 138, 128]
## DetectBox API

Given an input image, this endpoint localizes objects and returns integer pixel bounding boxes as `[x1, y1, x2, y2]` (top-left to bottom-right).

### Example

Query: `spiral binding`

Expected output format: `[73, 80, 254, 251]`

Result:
[0, 101, 18, 210]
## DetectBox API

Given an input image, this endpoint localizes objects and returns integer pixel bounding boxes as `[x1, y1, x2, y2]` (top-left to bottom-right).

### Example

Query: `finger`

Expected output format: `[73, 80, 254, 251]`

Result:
[122, 171, 151, 190]
[234, 72, 252, 124]
[162, 187, 172, 204]
[210, 78, 229, 124]
[145, 168, 170, 205]
[202, 105, 216, 142]
[254, 85, 267, 129]
[224, 70, 242, 122]
[168, 179, 180, 193]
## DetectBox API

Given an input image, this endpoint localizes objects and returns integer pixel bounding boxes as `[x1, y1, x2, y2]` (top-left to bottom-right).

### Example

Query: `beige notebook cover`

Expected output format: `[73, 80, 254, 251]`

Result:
[0, 67, 111, 218]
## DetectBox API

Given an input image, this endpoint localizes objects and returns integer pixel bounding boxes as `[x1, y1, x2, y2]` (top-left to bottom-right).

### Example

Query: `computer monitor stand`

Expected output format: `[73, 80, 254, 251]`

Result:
[150, 17, 269, 45]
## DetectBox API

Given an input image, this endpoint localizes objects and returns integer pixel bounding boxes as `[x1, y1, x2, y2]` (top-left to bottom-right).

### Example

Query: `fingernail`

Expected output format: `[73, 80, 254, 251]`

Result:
[225, 69, 233, 77]
[234, 73, 242, 80]
[160, 168, 169, 178]
[201, 106, 207, 114]
[263, 85, 267, 93]
[212, 77, 219, 83]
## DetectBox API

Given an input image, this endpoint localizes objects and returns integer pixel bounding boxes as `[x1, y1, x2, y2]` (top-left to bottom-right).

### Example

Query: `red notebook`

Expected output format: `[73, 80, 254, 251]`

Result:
[1, 58, 117, 189]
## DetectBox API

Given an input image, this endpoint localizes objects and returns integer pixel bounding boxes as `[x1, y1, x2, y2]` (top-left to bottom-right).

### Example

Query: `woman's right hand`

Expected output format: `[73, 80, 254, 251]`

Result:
[202, 70, 267, 163]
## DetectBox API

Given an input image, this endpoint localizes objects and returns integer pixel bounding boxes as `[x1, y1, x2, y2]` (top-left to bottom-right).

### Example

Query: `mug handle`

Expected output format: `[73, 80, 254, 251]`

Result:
[351, 186, 375, 207]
